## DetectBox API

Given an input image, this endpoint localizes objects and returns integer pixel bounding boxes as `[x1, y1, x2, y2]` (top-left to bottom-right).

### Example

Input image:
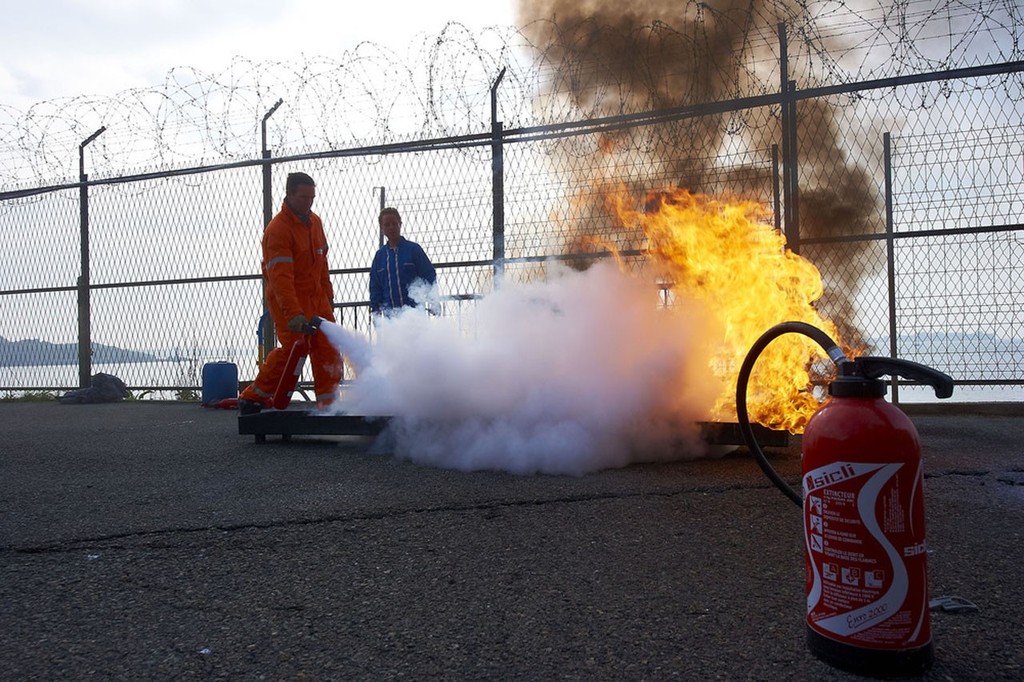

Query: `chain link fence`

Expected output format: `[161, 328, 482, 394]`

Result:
[1, 15, 1022, 403]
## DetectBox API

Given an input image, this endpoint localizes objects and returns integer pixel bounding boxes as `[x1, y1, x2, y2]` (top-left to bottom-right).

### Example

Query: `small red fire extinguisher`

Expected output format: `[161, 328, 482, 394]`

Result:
[736, 321, 953, 678]
[271, 316, 323, 410]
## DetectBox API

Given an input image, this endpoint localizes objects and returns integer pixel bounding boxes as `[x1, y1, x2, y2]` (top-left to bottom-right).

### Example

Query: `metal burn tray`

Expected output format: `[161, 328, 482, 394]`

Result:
[238, 411, 789, 448]
[699, 421, 790, 448]
[238, 411, 389, 442]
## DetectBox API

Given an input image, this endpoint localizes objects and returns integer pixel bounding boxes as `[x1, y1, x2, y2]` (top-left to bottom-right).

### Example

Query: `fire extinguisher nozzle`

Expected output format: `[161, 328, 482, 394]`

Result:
[301, 317, 323, 335]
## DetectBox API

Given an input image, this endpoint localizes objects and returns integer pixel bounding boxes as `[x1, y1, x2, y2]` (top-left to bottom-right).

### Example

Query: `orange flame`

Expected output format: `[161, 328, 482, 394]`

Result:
[605, 185, 853, 433]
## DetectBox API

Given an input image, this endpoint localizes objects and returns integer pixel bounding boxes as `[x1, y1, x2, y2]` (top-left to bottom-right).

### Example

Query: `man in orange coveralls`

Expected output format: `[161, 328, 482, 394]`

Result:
[238, 172, 341, 414]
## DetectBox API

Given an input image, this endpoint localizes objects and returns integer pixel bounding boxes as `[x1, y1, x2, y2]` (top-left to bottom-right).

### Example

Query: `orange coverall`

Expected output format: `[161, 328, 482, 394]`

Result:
[240, 201, 341, 406]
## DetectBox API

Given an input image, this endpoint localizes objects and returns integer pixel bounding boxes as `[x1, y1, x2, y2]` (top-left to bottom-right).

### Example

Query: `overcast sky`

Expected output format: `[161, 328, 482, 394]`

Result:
[0, 0, 516, 111]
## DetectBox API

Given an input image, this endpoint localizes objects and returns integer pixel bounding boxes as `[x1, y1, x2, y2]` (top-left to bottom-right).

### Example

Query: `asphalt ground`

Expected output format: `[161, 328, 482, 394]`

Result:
[1, 401, 1022, 680]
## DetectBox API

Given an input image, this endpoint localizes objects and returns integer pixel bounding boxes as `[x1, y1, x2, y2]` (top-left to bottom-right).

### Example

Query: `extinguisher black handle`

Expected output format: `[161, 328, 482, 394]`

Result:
[855, 356, 955, 398]
[738, 322, 956, 509]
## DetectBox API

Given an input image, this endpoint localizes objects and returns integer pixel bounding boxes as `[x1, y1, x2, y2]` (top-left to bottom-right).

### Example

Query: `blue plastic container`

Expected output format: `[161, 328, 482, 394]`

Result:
[201, 361, 238, 405]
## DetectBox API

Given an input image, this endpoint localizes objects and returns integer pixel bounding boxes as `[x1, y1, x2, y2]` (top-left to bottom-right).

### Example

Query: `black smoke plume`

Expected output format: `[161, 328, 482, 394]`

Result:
[517, 0, 880, 347]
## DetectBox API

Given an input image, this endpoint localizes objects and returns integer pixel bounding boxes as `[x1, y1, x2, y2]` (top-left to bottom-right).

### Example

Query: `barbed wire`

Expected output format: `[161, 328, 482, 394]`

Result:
[0, 0, 1020, 189]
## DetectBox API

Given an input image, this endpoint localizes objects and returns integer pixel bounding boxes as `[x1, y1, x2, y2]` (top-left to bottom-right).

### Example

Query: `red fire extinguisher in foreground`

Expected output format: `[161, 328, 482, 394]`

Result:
[272, 316, 323, 410]
[736, 321, 954, 678]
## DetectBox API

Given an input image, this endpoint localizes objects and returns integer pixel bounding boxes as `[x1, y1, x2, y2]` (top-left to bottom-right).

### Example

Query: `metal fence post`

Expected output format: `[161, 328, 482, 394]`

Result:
[771, 144, 782, 233]
[375, 186, 386, 248]
[778, 23, 800, 254]
[491, 68, 507, 287]
[260, 99, 283, 363]
[77, 126, 105, 388]
[883, 132, 900, 402]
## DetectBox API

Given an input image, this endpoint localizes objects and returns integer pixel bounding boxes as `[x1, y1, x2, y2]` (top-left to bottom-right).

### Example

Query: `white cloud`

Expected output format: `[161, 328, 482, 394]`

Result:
[1, 0, 514, 110]
[327, 261, 722, 475]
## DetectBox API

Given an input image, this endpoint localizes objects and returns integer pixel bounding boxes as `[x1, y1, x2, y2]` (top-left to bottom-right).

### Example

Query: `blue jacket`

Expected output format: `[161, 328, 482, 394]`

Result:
[369, 237, 436, 314]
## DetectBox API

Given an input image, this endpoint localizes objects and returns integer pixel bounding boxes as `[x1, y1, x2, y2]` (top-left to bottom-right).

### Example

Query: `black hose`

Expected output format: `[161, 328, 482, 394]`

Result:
[735, 321, 846, 507]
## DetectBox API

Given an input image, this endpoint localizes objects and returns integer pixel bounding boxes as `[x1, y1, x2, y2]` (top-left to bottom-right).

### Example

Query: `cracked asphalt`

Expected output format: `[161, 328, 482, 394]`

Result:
[1, 401, 1022, 680]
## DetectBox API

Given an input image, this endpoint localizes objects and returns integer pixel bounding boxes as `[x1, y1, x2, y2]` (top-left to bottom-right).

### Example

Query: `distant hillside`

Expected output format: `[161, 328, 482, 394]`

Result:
[867, 331, 1024, 356]
[0, 336, 162, 366]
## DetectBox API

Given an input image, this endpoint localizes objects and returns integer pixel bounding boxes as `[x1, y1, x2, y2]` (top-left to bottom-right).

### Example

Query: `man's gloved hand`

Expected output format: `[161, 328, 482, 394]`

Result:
[287, 314, 310, 333]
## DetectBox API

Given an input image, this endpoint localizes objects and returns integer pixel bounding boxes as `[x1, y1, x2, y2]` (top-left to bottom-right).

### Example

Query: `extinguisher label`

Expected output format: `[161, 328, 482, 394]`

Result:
[803, 460, 930, 649]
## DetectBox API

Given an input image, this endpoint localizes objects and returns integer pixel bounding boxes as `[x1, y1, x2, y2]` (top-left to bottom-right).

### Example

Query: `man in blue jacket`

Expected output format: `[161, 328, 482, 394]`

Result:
[369, 207, 437, 317]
